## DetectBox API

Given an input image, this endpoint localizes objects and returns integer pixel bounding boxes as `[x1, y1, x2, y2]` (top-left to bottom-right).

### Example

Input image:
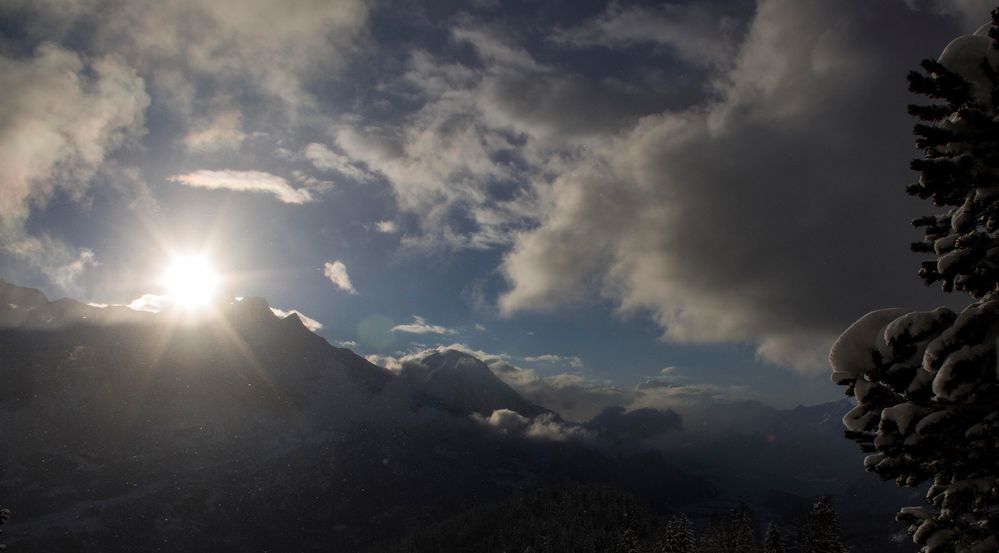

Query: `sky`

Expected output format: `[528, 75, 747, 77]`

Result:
[0, 0, 991, 408]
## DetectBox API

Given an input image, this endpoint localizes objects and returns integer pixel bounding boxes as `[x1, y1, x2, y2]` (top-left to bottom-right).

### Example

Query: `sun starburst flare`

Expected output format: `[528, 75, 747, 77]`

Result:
[161, 255, 220, 309]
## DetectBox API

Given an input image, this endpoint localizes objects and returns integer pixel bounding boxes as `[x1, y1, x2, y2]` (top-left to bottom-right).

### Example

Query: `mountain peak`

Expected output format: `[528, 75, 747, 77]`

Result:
[404, 349, 549, 418]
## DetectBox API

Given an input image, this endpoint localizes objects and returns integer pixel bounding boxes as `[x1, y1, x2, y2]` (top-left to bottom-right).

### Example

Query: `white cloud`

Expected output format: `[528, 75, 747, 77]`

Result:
[323, 260, 358, 294]
[169, 170, 314, 204]
[366, 353, 402, 371]
[391, 315, 457, 335]
[374, 220, 398, 234]
[0, 43, 148, 293]
[14, 0, 370, 121]
[127, 294, 172, 313]
[474, 408, 594, 442]
[269, 306, 324, 332]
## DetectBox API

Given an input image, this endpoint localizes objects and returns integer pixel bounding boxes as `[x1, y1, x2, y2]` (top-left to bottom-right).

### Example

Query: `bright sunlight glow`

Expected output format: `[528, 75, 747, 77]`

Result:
[161, 255, 220, 309]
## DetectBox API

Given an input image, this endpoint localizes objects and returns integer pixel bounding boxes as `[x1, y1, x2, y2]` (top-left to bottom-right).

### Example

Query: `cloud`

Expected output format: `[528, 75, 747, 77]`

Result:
[2, 235, 100, 297]
[323, 260, 358, 294]
[9, 0, 370, 121]
[305, 142, 373, 182]
[366, 353, 402, 371]
[554, 1, 752, 68]
[475, 409, 594, 442]
[497, 0, 965, 373]
[367, 343, 755, 422]
[905, 0, 997, 30]
[269, 306, 324, 332]
[391, 315, 457, 335]
[0, 43, 148, 292]
[127, 294, 172, 313]
[183, 110, 246, 152]
[374, 220, 399, 234]
[169, 170, 314, 204]
[332, 21, 679, 250]
[523, 354, 584, 370]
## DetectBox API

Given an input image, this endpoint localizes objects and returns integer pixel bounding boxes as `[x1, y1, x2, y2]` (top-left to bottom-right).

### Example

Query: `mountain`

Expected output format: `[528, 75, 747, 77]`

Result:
[402, 349, 549, 417]
[650, 397, 920, 553]
[0, 280, 716, 552]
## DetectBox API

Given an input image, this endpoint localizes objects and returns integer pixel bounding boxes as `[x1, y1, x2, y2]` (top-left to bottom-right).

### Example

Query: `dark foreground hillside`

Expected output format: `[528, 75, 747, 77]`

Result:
[369, 485, 670, 553]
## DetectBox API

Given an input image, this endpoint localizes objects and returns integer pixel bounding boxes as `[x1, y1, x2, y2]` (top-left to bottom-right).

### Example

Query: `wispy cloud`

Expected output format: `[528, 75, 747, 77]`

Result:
[391, 315, 457, 335]
[183, 110, 246, 152]
[169, 170, 314, 204]
[553, 2, 748, 68]
[523, 354, 584, 370]
[323, 260, 358, 294]
[305, 142, 373, 182]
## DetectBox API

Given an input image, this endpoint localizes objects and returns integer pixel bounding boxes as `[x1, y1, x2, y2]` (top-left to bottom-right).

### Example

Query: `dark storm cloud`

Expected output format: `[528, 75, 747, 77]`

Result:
[498, 0, 983, 371]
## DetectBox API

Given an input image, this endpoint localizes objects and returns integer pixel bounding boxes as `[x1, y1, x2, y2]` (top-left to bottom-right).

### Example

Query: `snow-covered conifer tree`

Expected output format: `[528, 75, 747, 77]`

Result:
[764, 522, 784, 553]
[0, 507, 8, 552]
[829, 9, 999, 553]
[660, 515, 696, 553]
[798, 498, 845, 553]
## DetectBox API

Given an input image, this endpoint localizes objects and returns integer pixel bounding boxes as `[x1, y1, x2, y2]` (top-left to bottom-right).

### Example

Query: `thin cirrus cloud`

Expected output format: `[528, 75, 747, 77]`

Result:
[304, 142, 373, 182]
[323, 260, 358, 295]
[523, 354, 585, 370]
[169, 170, 314, 204]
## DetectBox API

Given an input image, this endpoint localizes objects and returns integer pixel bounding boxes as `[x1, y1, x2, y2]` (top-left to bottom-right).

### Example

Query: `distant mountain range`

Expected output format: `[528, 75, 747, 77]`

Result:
[0, 280, 718, 552]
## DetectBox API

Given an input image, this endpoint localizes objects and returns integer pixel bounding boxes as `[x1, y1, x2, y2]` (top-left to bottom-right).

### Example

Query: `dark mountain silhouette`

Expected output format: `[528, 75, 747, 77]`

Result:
[0, 280, 716, 552]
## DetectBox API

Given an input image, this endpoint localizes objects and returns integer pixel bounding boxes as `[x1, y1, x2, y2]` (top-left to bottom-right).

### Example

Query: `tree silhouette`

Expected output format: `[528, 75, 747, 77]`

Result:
[798, 497, 845, 553]
[764, 522, 784, 553]
[0, 507, 9, 551]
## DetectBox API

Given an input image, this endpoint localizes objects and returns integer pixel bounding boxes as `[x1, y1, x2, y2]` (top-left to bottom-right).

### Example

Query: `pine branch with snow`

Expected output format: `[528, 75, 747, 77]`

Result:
[831, 9, 999, 553]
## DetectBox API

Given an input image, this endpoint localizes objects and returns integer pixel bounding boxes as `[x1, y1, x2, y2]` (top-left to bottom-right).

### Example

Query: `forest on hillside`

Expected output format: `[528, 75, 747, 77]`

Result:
[371, 485, 849, 553]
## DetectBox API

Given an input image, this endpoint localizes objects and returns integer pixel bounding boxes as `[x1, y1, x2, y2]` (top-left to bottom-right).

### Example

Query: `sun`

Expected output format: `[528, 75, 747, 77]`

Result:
[161, 255, 220, 309]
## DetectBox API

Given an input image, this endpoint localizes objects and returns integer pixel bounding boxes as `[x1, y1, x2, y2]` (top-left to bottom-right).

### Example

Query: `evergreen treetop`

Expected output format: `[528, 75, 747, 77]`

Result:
[830, 9, 999, 553]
